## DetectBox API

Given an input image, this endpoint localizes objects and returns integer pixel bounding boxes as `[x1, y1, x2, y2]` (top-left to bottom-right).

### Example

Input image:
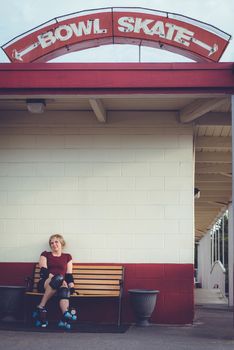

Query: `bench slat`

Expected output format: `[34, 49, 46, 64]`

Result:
[26, 291, 120, 298]
[32, 277, 121, 283]
[76, 290, 120, 296]
[33, 274, 122, 279]
[33, 279, 120, 285]
[74, 274, 122, 280]
[74, 270, 122, 275]
[77, 284, 120, 290]
[74, 265, 123, 270]
[34, 269, 122, 278]
[75, 279, 120, 285]
[35, 265, 123, 271]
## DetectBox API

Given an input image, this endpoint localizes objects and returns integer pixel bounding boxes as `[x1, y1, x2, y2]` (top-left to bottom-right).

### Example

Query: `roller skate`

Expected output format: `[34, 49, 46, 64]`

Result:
[32, 306, 48, 328]
[58, 308, 77, 330]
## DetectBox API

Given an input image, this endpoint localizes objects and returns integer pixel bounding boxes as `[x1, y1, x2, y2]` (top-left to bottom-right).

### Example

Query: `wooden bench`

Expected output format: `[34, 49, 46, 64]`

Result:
[25, 264, 125, 326]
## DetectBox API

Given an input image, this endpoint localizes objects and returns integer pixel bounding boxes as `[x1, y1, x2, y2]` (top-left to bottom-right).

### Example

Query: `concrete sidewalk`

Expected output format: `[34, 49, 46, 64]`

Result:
[194, 288, 228, 305]
[0, 307, 233, 350]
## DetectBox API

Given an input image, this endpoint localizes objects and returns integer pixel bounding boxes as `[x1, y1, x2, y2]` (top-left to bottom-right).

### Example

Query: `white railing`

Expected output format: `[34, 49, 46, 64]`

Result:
[209, 260, 226, 298]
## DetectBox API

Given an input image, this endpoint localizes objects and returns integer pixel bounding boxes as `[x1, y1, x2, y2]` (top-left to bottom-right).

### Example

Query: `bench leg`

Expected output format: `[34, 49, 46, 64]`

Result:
[118, 296, 122, 327]
[23, 295, 28, 324]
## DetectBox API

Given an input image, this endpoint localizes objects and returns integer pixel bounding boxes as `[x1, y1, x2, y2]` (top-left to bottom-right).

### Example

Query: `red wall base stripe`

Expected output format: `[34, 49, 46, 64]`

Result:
[0, 262, 194, 324]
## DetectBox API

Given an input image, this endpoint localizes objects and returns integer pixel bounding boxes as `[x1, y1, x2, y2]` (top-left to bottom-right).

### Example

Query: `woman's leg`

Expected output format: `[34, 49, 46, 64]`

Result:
[59, 298, 69, 314]
[33, 277, 56, 327]
[58, 282, 70, 314]
[57, 287, 77, 328]
[38, 277, 56, 308]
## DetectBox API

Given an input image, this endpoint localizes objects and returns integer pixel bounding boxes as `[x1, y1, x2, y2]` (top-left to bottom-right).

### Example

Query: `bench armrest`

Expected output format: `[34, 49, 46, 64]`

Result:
[25, 276, 34, 292]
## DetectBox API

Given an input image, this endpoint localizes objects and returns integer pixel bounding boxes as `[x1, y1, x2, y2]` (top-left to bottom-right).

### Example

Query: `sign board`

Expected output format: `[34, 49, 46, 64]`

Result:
[2, 8, 231, 63]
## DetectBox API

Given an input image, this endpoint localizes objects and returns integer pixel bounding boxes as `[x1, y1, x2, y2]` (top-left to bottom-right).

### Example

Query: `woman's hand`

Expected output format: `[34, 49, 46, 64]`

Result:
[62, 280, 68, 288]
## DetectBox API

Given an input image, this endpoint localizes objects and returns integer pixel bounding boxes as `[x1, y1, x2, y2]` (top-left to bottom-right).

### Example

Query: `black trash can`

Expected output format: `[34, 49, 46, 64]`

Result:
[0, 285, 25, 322]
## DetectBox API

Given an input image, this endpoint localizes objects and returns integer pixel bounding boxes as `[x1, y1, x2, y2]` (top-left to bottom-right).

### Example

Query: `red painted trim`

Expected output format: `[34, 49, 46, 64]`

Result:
[0, 61, 232, 70]
[0, 262, 194, 324]
[0, 262, 34, 286]
[0, 63, 233, 95]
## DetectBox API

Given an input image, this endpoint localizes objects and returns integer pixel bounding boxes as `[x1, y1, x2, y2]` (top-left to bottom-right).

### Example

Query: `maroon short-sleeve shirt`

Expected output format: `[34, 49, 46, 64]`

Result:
[41, 251, 72, 276]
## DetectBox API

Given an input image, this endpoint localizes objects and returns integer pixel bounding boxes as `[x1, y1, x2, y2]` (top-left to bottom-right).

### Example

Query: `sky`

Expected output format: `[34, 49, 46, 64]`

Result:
[0, 0, 233, 63]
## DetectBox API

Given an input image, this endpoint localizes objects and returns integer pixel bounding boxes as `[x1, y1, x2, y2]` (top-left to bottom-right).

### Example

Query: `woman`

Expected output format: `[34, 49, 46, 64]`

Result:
[33, 234, 77, 329]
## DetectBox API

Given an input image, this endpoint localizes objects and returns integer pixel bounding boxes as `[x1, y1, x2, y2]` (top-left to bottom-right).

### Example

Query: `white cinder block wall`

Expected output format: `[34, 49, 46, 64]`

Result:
[0, 111, 194, 263]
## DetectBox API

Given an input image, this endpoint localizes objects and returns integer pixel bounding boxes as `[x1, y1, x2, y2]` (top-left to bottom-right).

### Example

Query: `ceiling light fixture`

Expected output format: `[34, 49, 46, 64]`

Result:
[26, 99, 46, 114]
[194, 188, 201, 199]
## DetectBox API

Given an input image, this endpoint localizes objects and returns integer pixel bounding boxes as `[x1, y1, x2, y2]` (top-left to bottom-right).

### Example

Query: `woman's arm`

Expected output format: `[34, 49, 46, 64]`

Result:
[65, 260, 75, 289]
[39, 255, 47, 268]
[66, 260, 73, 274]
[39, 255, 51, 280]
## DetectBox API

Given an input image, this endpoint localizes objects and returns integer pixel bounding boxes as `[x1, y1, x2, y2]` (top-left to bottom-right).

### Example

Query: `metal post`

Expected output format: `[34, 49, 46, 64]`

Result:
[210, 229, 213, 266]
[214, 229, 217, 261]
[222, 215, 225, 265]
[231, 95, 234, 325]
[228, 205, 233, 306]
[211, 228, 214, 265]
[139, 44, 141, 63]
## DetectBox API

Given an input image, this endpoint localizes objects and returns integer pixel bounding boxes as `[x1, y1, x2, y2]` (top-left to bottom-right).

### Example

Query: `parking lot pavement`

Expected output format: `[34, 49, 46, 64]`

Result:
[0, 307, 233, 350]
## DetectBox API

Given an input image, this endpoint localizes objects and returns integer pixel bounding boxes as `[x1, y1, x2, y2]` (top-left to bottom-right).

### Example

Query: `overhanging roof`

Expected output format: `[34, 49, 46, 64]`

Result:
[0, 62, 233, 240]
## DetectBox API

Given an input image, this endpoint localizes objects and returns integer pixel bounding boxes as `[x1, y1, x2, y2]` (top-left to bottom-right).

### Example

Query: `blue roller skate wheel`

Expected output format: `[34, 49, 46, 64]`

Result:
[64, 310, 77, 321]
[35, 319, 42, 327]
[32, 310, 38, 319]
[58, 320, 71, 330]
[41, 321, 48, 328]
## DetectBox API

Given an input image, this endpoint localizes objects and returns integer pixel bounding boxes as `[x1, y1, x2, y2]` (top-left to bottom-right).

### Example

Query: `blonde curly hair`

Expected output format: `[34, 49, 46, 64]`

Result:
[49, 234, 66, 248]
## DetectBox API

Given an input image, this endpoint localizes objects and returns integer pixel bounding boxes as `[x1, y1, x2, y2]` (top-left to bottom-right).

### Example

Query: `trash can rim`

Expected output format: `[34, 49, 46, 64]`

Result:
[128, 289, 160, 294]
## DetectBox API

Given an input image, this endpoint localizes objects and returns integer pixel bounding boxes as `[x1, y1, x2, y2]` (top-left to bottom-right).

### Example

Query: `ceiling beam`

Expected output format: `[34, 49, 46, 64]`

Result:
[195, 151, 231, 163]
[195, 136, 231, 149]
[195, 183, 231, 191]
[220, 172, 232, 178]
[179, 98, 228, 123]
[197, 192, 231, 199]
[197, 197, 230, 203]
[89, 98, 106, 123]
[195, 163, 232, 174]
[195, 112, 231, 125]
[195, 174, 232, 182]
[196, 203, 226, 210]
[196, 200, 229, 206]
